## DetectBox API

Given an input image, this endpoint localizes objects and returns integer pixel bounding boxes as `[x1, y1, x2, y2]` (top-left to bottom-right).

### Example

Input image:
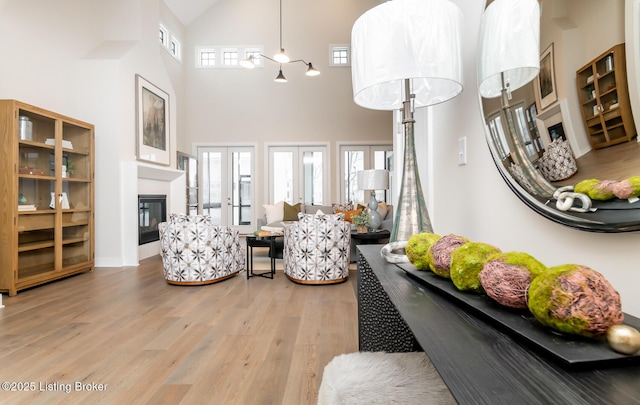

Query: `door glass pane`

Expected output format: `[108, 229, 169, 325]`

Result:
[491, 115, 510, 158]
[273, 151, 293, 203]
[373, 150, 393, 204]
[515, 106, 536, 160]
[231, 151, 252, 226]
[344, 150, 364, 203]
[202, 151, 222, 224]
[302, 151, 323, 205]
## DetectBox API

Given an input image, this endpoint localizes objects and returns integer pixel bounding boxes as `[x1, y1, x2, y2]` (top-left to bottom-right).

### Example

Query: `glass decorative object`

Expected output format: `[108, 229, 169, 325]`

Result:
[391, 121, 432, 242]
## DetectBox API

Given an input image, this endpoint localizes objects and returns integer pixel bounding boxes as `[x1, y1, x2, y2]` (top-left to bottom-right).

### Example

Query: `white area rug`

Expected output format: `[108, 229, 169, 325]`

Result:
[318, 352, 456, 405]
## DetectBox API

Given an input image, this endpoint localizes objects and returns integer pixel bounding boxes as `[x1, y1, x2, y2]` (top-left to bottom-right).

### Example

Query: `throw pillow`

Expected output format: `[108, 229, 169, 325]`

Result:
[376, 201, 389, 220]
[283, 202, 302, 221]
[336, 209, 362, 223]
[263, 201, 285, 224]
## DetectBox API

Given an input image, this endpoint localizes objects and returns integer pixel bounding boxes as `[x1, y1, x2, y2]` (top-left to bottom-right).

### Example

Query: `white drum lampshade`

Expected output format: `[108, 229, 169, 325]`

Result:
[478, 0, 540, 98]
[351, 0, 463, 110]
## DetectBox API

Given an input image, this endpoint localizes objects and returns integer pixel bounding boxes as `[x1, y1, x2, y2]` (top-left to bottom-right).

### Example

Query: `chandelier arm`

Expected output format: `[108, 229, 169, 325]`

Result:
[259, 54, 279, 64]
[288, 59, 311, 66]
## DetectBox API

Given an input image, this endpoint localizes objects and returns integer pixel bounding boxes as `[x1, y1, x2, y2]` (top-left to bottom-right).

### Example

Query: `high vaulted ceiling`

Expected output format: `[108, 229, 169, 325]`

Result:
[163, 0, 220, 26]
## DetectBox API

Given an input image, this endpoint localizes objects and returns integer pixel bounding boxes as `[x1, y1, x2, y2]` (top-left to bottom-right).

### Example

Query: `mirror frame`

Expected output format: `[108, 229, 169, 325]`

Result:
[479, 0, 640, 233]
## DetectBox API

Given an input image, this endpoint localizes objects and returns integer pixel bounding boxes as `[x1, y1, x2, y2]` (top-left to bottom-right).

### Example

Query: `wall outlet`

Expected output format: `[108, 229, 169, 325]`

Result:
[458, 137, 467, 166]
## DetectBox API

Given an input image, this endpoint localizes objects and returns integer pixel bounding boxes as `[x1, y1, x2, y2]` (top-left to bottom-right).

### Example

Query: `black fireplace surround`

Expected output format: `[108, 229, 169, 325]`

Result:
[138, 194, 167, 245]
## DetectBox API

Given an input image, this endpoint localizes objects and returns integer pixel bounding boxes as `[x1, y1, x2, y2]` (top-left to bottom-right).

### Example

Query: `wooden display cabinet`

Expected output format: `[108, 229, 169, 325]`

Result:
[0, 100, 94, 296]
[576, 43, 637, 149]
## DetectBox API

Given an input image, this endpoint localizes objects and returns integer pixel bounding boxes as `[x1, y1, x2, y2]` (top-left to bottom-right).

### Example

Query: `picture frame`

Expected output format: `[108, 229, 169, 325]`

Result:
[534, 43, 558, 112]
[136, 74, 170, 166]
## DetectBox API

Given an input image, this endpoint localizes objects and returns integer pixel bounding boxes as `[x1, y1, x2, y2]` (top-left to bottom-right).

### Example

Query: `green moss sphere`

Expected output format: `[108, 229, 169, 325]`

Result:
[406, 232, 441, 271]
[574, 179, 599, 195]
[528, 264, 624, 338]
[449, 242, 501, 293]
[574, 179, 618, 200]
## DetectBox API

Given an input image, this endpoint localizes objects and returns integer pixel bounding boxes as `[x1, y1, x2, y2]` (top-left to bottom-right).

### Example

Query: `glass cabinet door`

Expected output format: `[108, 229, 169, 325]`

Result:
[59, 121, 93, 270]
[17, 110, 57, 279]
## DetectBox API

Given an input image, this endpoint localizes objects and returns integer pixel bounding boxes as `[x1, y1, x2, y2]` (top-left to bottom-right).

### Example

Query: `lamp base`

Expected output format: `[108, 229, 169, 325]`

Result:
[368, 192, 382, 230]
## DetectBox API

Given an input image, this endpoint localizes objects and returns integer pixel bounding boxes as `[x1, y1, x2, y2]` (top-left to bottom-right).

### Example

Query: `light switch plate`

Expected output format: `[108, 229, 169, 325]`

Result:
[458, 137, 467, 166]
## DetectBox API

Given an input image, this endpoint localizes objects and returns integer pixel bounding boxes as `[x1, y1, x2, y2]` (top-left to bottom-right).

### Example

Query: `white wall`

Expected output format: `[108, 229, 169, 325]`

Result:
[182, 0, 392, 209]
[0, 0, 185, 267]
[429, 1, 640, 317]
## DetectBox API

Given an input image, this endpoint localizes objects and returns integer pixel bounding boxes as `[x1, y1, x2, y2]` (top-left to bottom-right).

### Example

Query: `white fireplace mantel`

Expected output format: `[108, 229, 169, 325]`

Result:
[116, 161, 186, 267]
[137, 163, 183, 182]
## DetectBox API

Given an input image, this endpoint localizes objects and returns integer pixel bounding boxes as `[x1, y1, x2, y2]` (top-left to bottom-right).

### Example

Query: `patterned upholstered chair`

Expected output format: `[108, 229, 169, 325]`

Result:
[538, 139, 577, 181]
[158, 214, 244, 285]
[283, 212, 351, 284]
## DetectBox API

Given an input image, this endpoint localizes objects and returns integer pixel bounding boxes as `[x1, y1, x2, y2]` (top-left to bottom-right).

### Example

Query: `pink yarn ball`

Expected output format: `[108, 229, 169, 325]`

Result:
[480, 261, 533, 309]
[428, 234, 468, 278]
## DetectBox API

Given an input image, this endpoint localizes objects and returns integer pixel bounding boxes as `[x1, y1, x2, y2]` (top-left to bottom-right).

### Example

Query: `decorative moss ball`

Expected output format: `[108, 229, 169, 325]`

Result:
[449, 242, 501, 293]
[406, 232, 441, 271]
[528, 264, 624, 338]
[427, 234, 468, 278]
[574, 179, 599, 195]
[612, 176, 640, 199]
[575, 179, 618, 200]
[479, 252, 547, 309]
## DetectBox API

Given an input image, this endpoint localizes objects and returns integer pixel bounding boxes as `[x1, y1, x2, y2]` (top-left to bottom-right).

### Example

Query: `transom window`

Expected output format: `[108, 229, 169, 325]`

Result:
[223, 50, 238, 66]
[159, 22, 181, 62]
[196, 46, 264, 68]
[199, 50, 216, 66]
[330, 45, 350, 66]
[245, 50, 262, 65]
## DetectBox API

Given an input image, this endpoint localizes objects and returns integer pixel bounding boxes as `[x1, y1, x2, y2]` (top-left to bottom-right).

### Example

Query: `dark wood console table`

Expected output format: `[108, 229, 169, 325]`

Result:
[356, 245, 640, 405]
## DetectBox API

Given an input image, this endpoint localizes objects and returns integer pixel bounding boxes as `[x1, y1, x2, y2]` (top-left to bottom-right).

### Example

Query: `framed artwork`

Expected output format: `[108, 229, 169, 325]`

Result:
[136, 74, 170, 166]
[534, 43, 558, 112]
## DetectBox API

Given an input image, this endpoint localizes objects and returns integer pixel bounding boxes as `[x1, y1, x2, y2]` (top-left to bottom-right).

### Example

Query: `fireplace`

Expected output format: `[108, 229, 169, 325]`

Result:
[138, 194, 167, 245]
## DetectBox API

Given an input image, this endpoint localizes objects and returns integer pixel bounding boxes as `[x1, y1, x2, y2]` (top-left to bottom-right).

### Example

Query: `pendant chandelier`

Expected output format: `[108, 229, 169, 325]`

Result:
[240, 0, 319, 82]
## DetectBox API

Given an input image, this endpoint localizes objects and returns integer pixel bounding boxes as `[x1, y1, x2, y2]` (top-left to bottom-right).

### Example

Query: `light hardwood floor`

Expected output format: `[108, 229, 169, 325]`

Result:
[0, 253, 359, 405]
[553, 138, 639, 187]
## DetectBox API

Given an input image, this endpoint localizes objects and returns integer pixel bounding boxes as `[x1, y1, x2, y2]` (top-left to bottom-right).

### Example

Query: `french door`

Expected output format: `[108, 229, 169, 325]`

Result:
[198, 146, 254, 234]
[267, 145, 328, 205]
[339, 145, 393, 204]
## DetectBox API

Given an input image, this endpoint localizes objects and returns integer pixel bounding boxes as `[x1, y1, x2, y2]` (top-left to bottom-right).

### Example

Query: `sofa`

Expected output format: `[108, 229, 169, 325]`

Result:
[258, 201, 393, 232]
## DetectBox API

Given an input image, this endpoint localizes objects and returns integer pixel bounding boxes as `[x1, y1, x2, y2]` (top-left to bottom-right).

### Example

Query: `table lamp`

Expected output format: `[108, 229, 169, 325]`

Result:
[357, 169, 389, 230]
[478, 0, 556, 198]
[351, 0, 463, 262]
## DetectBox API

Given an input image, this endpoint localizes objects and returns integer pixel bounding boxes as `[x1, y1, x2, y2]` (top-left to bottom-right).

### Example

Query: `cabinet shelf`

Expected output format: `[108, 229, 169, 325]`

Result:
[18, 240, 55, 252]
[18, 140, 55, 150]
[63, 236, 89, 245]
[1, 99, 94, 296]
